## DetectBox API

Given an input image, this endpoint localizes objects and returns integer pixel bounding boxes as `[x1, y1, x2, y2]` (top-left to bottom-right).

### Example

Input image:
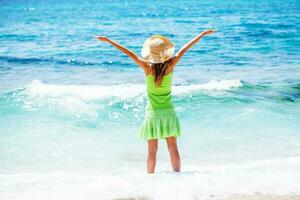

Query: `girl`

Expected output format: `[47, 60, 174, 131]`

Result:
[96, 29, 216, 173]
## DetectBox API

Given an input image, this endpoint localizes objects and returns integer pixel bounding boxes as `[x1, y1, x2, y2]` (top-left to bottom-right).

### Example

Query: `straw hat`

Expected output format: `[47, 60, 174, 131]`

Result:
[141, 35, 175, 63]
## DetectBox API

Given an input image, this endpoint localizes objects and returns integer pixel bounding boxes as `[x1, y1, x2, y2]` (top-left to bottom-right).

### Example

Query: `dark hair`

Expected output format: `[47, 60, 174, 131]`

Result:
[149, 59, 172, 87]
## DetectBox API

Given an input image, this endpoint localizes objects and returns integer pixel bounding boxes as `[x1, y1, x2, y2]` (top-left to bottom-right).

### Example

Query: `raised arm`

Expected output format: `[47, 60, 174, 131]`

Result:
[96, 36, 148, 71]
[171, 29, 216, 68]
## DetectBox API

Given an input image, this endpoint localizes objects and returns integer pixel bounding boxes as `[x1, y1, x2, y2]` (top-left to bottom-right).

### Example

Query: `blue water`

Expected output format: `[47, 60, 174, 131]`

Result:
[0, 0, 300, 199]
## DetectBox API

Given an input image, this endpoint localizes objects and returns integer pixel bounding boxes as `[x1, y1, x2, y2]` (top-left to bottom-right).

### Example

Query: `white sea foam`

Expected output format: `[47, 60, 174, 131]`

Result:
[173, 79, 243, 95]
[0, 157, 299, 200]
[26, 79, 243, 100]
[26, 79, 146, 100]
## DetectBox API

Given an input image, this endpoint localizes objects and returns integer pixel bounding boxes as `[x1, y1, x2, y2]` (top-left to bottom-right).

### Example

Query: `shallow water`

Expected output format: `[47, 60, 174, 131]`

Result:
[0, 0, 300, 199]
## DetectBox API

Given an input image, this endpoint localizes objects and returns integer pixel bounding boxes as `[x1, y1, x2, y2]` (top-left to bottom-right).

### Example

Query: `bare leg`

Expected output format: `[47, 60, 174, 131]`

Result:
[147, 139, 158, 174]
[166, 137, 181, 172]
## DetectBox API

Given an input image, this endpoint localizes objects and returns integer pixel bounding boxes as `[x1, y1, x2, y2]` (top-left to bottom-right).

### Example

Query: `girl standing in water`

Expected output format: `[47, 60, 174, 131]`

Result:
[96, 29, 215, 173]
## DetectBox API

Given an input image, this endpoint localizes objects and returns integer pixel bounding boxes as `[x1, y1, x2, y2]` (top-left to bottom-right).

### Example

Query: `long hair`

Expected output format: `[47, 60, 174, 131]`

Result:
[149, 59, 172, 87]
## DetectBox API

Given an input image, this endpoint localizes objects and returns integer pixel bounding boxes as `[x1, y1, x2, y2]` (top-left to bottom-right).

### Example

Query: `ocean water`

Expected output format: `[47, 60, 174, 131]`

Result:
[0, 0, 300, 199]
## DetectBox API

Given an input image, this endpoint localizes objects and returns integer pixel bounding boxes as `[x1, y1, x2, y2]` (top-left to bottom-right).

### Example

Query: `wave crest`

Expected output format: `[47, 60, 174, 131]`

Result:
[26, 79, 243, 100]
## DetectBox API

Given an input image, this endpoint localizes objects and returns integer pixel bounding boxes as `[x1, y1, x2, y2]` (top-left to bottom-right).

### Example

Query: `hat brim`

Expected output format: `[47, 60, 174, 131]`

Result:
[142, 47, 175, 63]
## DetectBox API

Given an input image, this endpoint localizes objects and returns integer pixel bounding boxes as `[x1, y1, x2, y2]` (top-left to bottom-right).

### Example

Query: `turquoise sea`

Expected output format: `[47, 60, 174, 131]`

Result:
[0, 0, 300, 199]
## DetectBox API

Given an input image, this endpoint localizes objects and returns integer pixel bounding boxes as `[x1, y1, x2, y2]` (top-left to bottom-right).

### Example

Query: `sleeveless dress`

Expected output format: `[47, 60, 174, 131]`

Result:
[138, 71, 181, 140]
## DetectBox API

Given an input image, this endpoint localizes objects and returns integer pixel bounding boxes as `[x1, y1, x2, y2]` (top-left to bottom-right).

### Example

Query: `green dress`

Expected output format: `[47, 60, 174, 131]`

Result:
[138, 71, 181, 140]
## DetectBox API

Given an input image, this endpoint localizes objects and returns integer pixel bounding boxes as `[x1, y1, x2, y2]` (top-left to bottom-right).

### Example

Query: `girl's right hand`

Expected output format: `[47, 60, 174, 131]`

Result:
[202, 29, 216, 36]
[96, 36, 109, 42]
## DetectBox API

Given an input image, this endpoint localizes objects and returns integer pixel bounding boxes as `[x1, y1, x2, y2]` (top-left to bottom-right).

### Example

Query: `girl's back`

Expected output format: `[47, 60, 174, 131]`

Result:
[145, 71, 174, 110]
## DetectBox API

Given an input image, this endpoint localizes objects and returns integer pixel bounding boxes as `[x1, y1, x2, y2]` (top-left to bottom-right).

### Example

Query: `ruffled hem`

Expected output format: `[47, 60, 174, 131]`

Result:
[138, 109, 181, 140]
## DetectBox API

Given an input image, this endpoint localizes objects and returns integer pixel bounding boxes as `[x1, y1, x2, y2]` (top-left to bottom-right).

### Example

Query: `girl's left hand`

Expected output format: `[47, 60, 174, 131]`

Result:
[96, 36, 109, 42]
